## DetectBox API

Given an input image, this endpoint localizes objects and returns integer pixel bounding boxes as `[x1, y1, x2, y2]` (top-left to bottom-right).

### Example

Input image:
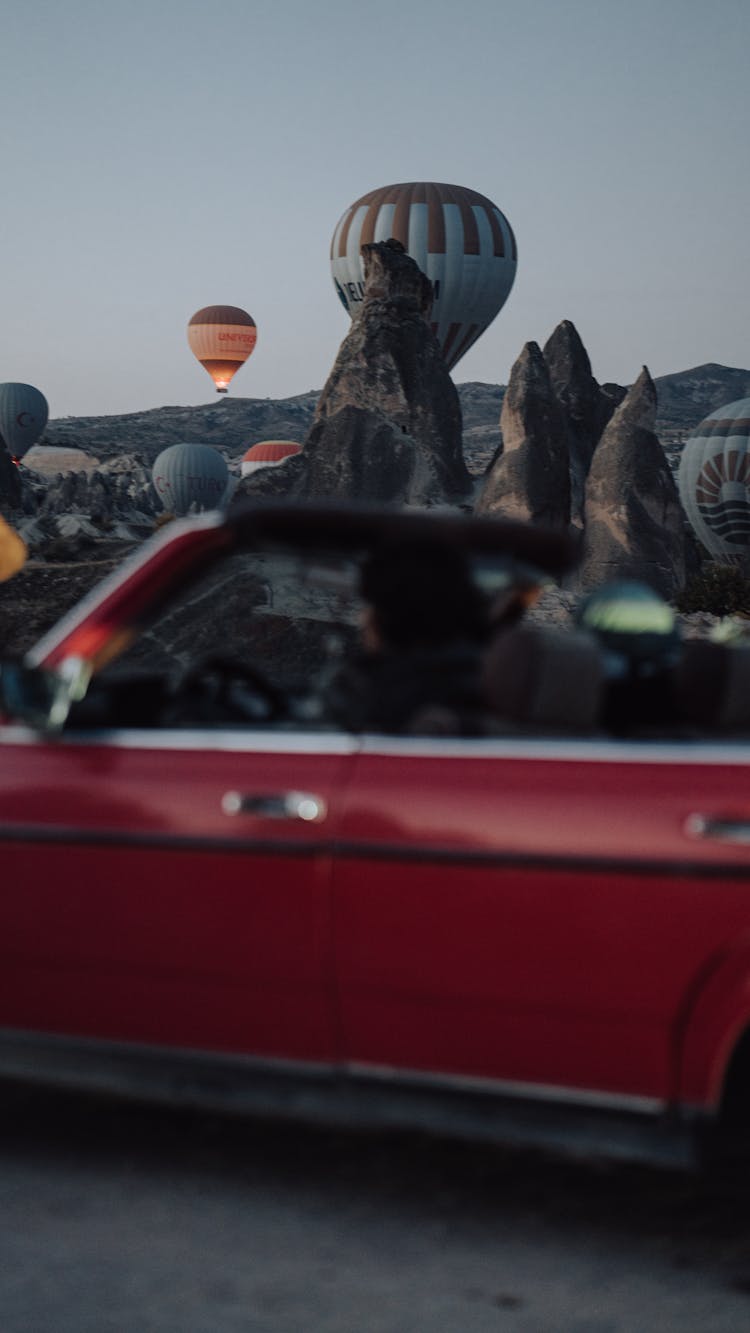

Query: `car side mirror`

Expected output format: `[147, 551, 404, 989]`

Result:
[0, 661, 79, 732]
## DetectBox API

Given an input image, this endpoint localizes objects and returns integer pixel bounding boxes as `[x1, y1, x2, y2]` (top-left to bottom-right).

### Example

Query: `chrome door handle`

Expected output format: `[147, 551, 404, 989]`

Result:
[221, 790, 327, 823]
[685, 814, 750, 845]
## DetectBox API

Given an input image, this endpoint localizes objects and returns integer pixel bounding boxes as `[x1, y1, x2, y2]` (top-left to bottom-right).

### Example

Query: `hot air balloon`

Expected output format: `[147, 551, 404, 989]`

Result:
[677, 398, 750, 563]
[330, 182, 517, 371]
[151, 443, 230, 515]
[0, 382, 49, 460]
[241, 440, 302, 478]
[187, 305, 257, 393]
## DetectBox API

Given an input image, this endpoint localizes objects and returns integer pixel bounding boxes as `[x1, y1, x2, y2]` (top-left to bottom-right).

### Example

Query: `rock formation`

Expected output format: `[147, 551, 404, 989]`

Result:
[236, 239, 472, 507]
[542, 320, 624, 526]
[577, 368, 687, 598]
[0, 456, 160, 560]
[476, 341, 571, 529]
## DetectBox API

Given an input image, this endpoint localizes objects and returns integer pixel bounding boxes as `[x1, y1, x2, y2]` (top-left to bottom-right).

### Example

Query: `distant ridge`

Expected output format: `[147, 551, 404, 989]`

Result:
[652, 363, 750, 429]
[40, 365, 749, 474]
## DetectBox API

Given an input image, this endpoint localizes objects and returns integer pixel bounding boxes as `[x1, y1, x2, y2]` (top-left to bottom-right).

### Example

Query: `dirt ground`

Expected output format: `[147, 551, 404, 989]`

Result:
[2, 1082, 750, 1333]
[0, 554, 134, 658]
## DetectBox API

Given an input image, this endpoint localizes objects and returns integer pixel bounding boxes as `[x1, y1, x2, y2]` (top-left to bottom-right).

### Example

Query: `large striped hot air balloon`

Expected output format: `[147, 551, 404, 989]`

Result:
[187, 305, 257, 393]
[677, 398, 750, 563]
[152, 443, 230, 515]
[330, 182, 517, 371]
[241, 441, 302, 478]
[0, 382, 48, 460]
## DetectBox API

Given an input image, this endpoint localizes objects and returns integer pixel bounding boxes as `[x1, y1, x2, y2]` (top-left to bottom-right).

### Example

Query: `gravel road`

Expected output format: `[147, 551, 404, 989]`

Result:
[2, 1082, 750, 1333]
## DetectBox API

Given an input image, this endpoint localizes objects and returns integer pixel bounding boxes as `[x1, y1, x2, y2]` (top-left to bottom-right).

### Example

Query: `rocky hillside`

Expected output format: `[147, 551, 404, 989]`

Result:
[35, 363, 748, 480]
[43, 393, 321, 467]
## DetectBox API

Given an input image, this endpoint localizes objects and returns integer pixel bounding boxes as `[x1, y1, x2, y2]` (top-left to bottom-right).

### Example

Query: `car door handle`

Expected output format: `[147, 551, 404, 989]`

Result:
[221, 790, 328, 823]
[685, 814, 750, 845]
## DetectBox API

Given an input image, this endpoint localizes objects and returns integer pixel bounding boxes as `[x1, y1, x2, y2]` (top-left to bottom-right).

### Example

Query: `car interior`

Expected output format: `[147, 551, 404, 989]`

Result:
[49, 537, 750, 742]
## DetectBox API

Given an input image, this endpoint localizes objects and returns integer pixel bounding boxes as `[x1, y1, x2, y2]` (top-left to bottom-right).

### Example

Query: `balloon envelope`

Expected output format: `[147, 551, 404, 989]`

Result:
[241, 441, 302, 478]
[152, 443, 230, 515]
[0, 382, 48, 459]
[187, 305, 257, 393]
[677, 397, 750, 562]
[330, 181, 517, 370]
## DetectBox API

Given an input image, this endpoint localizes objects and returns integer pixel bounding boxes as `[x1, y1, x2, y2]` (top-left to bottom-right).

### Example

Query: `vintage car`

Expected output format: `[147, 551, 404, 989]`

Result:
[3, 498, 750, 1172]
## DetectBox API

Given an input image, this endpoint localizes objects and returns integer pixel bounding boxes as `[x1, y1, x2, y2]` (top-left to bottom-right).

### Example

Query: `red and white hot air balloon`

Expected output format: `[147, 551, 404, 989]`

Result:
[330, 181, 517, 370]
[187, 305, 257, 393]
[241, 440, 302, 478]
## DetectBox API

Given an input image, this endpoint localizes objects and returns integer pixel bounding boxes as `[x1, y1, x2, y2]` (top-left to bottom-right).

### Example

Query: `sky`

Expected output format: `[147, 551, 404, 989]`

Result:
[0, 0, 747, 421]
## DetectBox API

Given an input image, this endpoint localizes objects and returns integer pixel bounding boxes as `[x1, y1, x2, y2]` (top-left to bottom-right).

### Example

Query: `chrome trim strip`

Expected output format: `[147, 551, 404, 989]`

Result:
[4, 723, 750, 765]
[345, 1060, 665, 1115]
[0, 725, 360, 755]
[0, 1028, 664, 1116]
[0, 1028, 331, 1081]
[359, 734, 750, 764]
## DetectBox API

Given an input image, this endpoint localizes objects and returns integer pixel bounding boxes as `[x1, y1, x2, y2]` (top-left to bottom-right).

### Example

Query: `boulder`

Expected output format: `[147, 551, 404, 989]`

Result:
[476, 341, 571, 529]
[578, 368, 687, 598]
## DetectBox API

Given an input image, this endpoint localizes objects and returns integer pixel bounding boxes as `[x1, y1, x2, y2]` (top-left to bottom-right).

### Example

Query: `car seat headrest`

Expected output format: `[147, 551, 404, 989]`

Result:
[481, 624, 605, 731]
[674, 639, 750, 730]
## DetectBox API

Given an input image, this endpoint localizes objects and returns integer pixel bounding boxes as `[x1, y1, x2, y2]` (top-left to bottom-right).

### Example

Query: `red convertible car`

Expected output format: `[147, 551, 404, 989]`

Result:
[3, 499, 750, 1171]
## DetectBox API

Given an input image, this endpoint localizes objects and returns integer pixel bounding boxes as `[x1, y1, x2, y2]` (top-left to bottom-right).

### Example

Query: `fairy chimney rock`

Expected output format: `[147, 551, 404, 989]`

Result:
[476, 340, 571, 529]
[578, 367, 687, 597]
[542, 319, 627, 527]
[236, 238, 471, 506]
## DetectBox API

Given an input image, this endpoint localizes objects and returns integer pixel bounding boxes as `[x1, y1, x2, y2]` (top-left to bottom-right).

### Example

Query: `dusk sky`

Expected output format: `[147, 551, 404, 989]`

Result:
[1, 0, 747, 421]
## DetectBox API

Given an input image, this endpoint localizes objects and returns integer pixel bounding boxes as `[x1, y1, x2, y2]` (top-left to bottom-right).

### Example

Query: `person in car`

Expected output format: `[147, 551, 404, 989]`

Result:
[325, 538, 490, 734]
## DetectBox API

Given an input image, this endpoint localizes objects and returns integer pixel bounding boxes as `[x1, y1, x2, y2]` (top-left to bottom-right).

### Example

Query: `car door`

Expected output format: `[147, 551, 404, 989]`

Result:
[0, 724, 356, 1065]
[332, 735, 750, 1109]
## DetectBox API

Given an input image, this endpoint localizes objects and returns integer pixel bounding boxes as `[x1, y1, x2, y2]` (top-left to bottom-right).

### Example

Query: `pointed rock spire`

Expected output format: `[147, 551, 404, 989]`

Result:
[577, 368, 687, 597]
[476, 341, 571, 529]
[238, 238, 471, 505]
[542, 319, 626, 527]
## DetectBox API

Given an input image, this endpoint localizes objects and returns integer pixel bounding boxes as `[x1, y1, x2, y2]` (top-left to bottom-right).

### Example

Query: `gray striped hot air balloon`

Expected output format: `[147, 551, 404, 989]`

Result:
[151, 443, 230, 516]
[677, 398, 750, 563]
[330, 181, 517, 370]
[0, 382, 48, 460]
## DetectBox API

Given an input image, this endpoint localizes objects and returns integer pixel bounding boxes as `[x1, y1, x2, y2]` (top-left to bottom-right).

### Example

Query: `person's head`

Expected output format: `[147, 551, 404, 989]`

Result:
[359, 538, 487, 652]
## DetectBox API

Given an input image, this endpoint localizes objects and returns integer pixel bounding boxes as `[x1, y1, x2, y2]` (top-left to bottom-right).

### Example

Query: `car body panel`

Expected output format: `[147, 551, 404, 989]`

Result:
[0, 726, 356, 1061]
[332, 739, 750, 1108]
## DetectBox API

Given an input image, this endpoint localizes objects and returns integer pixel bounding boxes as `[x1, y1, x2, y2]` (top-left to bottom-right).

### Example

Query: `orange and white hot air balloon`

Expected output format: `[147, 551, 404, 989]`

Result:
[187, 305, 257, 393]
[241, 440, 302, 478]
[330, 182, 517, 371]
